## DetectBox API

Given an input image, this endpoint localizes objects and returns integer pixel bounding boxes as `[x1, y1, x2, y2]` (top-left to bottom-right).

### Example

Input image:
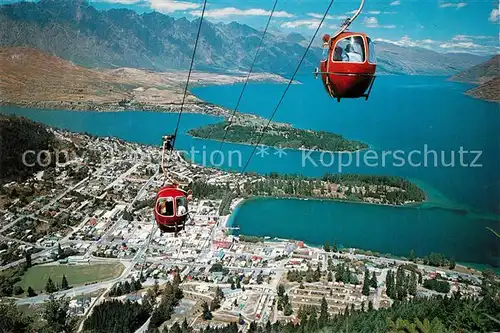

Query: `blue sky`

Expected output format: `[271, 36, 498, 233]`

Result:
[3, 0, 499, 54]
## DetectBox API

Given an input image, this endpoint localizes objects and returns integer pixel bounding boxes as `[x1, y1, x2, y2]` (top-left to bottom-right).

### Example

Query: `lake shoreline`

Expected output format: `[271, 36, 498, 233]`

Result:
[226, 196, 500, 267]
[1, 75, 498, 267]
[0, 101, 231, 116]
[227, 194, 425, 213]
[228, 194, 500, 222]
[188, 132, 370, 154]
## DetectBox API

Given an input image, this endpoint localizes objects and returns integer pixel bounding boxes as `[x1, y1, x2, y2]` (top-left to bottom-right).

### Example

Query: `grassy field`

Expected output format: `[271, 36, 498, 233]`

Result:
[17, 263, 124, 293]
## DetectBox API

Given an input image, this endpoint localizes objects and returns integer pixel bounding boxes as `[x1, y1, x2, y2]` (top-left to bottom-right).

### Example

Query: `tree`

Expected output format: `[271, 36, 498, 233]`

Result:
[230, 280, 236, 290]
[409, 271, 418, 296]
[387, 317, 451, 333]
[424, 252, 447, 267]
[404, 273, 410, 298]
[27, 286, 37, 297]
[249, 322, 258, 333]
[386, 270, 395, 299]
[153, 280, 159, 296]
[313, 266, 321, 282]
[170, 322, 182, 333]
[142, 290, 155, 313]
[307, 307, 318, 331]
[131, 277, 141, 292]
[210, 297, 220, 311]
[123, 281, 131, 294]
[423, 279, 450, 293]
[277, 284, 285, 297]
[215, 286, 224, 300]
[370, 271, 378, 288]
[57, 243, 64, 259]
[323, 241, 330, 252]
[13, 285, 24, 295]
[368, 300, 373, 311]
[181, 318, 189, 333]
[61, 275, 69, 290]
[327, 271, 333, 282]
[25, 250, 32, 269]
[45, 277, 57, 293]
[396, 267, 406, 300]
[202, 302, 212, 320]
[362, 269, 370, 296]
[284, 302, 293, 316]
[0, 301, 32, 333]
[319, 296, 329, 326]
[332, 240, 338, 252]
[342, 265, 351, 284]
[409, 249, 415, 262]
[335, 263, 344, 282]
[449, 258, 456, 270]
[327, 258, 334, 270]
[236, 278, 241, 289]
[42, 295, 73, 333]
[265, 320, 272, 332]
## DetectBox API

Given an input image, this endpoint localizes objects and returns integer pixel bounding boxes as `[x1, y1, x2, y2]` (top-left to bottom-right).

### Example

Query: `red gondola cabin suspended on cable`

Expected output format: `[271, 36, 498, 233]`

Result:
[318, 32, 376, 101]
[314, 0, 377, 101]
[154, 134, 193, 233]
[154, 184, 192, 233]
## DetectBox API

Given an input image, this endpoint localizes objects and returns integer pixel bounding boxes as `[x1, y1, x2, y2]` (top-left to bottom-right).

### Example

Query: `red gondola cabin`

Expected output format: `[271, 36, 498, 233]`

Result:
[154, 185, 191, 233]
[318, 32, 376, 101]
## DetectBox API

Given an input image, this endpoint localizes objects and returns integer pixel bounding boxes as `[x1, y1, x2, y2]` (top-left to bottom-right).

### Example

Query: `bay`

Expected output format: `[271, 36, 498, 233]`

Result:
[1, 75, 499, 266]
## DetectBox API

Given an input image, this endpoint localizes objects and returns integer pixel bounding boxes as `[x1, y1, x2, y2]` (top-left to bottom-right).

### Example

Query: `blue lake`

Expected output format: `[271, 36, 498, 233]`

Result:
[193, 75, 500, 215]
[1, 75, 499, 266]
[228, 197, 499, 266]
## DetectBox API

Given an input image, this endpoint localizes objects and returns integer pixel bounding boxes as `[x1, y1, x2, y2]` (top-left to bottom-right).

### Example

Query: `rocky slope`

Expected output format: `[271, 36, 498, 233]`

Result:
[0, 47, 134, 110]
[450, 55, 499, 102]
[0, 47, 286, 111]
[450, 55, 499, 84]
[465, 77, 500, 102]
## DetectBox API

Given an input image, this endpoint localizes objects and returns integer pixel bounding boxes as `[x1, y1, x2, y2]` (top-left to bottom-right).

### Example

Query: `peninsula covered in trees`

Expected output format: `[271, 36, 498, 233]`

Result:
[191, 173, 426, 208]
[188, 120, 368, 152]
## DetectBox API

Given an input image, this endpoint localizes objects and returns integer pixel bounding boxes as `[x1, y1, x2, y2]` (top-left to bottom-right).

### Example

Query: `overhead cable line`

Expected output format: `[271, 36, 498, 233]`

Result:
[172, 0, 209, 144]
[218, 0, 335, 214]
[238, 0, 335, 175]
[216, 0, 279, 155]
[137, 0, 208, 295]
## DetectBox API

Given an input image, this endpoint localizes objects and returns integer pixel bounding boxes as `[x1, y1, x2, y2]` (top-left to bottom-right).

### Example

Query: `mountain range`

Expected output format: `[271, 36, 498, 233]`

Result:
[0, 0, 491, 76]
[450, 55, 499, 84]
[450, 55, 499, 102]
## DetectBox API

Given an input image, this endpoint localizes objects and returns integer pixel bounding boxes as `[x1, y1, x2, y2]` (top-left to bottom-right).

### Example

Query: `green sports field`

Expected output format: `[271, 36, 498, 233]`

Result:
[17, 262, 124, 293]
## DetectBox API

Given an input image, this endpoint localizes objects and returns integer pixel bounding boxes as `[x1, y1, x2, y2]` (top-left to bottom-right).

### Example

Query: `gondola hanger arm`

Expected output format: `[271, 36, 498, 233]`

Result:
[328, 0, 365, 44]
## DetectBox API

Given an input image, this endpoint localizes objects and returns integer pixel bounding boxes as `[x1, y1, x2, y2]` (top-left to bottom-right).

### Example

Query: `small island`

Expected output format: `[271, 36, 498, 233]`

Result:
[189, 120, 368, 152]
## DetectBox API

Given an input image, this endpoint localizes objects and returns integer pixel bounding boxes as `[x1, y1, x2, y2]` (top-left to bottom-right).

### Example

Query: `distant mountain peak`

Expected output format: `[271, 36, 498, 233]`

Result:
[286, 32, 306, 41]
[0, 0, 488, 76]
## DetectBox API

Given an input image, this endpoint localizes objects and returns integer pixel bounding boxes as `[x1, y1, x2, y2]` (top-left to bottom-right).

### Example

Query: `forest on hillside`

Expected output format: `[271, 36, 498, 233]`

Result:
[0, 114, 56, 181]
[1, 268, 498, 333]
[191, 172, 425, 211]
